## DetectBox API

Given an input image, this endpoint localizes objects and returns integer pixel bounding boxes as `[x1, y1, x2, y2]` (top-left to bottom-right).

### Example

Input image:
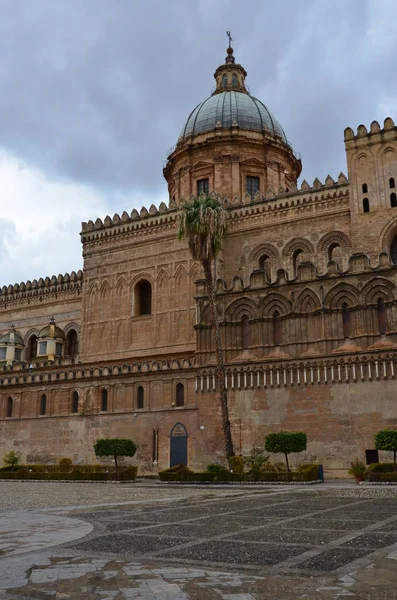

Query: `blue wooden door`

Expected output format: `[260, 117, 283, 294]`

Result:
[170, 423, 188, 467]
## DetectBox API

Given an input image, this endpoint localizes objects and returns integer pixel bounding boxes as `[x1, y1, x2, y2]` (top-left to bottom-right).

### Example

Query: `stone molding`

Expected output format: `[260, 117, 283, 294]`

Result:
[197, 350, 397, 391]
[0, 356, 196, 388]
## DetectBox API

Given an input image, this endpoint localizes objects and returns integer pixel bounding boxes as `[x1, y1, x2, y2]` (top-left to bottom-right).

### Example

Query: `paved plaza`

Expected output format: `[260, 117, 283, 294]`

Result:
[1, 482, 397, 598]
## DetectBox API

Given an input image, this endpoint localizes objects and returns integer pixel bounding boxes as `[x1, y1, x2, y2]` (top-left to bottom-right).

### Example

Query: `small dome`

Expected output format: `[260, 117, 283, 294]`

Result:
[38, 323, 65, 341]
[179, 91, 288, 144]
[0, 329, 24, 346]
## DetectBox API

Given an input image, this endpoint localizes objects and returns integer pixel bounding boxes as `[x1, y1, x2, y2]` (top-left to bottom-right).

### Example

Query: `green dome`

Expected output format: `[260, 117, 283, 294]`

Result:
[0, 329, 24, 345]
[38, 323, 65, 340]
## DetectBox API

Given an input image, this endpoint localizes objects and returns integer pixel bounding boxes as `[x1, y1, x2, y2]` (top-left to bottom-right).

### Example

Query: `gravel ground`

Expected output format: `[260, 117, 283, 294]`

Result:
[0, 482, 243, 511]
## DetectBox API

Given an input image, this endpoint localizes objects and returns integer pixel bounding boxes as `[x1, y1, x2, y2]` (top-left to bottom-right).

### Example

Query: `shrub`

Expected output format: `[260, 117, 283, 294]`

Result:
[206, 463, 229, 474]
[367, 462, 396, 473]
[265, 432, 307, 472]
[59, 458, 73, 472]
[159, 466, 195, 481]
[366, 471, 397, 482]
[375, 430, 397, 472]
[348, 459, 366, 479]
[94, 438, 137, 473]
[116, 466, 138, 481]
[2, 450, 22, 471]
[244, 448, 270, 471]
[229, 455, 244, 474]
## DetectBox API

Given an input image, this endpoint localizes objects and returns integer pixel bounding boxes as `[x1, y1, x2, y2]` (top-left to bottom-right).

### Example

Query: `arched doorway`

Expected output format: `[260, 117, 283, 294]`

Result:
[170, 422, 188, 467]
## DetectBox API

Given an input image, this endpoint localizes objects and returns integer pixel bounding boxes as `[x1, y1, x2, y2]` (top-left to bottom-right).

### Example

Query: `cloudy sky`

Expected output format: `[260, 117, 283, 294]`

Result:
[1, 0, 397, 285]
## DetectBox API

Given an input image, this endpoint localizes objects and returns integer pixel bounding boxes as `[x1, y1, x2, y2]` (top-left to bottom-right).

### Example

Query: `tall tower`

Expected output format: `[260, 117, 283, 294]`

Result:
[344, 118, 397, 257]
[163, 45, 301, 203]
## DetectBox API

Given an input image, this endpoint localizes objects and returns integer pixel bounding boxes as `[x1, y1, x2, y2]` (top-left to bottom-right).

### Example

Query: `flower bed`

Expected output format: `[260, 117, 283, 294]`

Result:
[158, 463, 322, 483]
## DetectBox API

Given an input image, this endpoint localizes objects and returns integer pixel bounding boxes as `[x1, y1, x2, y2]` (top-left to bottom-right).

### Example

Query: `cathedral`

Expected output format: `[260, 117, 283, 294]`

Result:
[1, 45, 397, 477]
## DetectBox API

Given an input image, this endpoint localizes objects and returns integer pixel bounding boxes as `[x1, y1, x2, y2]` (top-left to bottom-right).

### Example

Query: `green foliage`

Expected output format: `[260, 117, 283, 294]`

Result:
[59, 458, 73, 472]
[366, 471, 397, 482]
[367, 462, 396, 473]
[243, 448, 270, 471]
[348, 459, 366, 478]
[93, 438, 137, 473]
[206, 463, 229, 473]
[2, 450, 21, 471]
[229, 455, 244, 474]
[265, 432, 307, 472]
[178, 194, 227, 263]
[375, 430, 397, 471]
[158, 466, 195, 481]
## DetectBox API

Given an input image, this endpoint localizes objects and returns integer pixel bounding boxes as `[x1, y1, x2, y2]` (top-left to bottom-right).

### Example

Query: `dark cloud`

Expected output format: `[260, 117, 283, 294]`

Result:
[0, 0, 396, 201]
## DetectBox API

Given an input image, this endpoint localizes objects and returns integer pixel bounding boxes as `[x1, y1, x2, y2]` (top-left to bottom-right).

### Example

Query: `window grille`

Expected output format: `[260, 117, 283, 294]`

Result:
[197, 178, 209, 195]
[0, 348, 6, 360]
[7, 397, 13, 418]
[39, 341, 47, 355]
[101, 389, 108, 412]
[246, 176, 259, 197]
[40, 394, 47, 416]
[72, 391, 79, 414]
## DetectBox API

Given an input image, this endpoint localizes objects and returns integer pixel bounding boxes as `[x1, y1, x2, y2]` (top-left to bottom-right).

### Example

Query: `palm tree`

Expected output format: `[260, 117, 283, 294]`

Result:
[178, 193, 235, 460]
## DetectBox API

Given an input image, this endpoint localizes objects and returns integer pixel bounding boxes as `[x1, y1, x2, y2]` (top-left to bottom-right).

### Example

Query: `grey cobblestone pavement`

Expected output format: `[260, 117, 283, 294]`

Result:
[1, 482, 397, 598]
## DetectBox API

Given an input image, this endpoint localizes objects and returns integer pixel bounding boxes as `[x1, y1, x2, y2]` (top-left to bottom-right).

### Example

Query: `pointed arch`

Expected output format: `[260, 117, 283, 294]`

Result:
[87, 283, 99, 321]
[224, 297, 258, 321]
[100, 280, 111, 320]
[361, 278, 396, 304]
[295, 288, 321, 313]
[116, 276, 129, 318]
[323, 283, 359, 309]
[260, 292, 292, 317]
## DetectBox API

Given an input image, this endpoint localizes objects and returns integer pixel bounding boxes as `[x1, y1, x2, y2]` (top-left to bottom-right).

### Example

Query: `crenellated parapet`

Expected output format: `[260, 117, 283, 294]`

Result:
[344, 117, 396, 143]
[80, 202, 177, 246]
[81, 174, 350, 250]
[0, 271, 83, 307]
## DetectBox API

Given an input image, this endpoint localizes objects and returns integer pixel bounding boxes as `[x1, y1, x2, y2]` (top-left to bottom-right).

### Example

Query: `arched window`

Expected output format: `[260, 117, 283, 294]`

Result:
[363, 198, 370, 213]
[40, 394, 47, 416]
[292, 249, 303, 276]
[101, 389, 108, 412]
[176, 383, 184, 407]
[391, 193, 397, 208]
[390, 177, 395, 189]
[27, 335, 38, 361]
[273, 311, 281, 346]
[135, 280, 152, 316]
[342, 303, 350, 338]
[65, 330, 78, 357]
[72, 391, 79, 414]
[7, 397, 13, 418]
[232, 74, 238, 87]
[222, 74, 228, 88]
[377, 298, 386, 335]
[362, 183, 368, 194]
[259, 254, 270, 278]
[391, 235, 397, 265]
[328, 243, 341, 263]
[241, 316, 250, 349]
[137, 385, 144, 409]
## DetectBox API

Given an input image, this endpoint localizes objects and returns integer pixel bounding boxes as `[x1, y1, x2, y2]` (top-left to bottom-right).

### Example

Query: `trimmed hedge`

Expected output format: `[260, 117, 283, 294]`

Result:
[367, 462, 396, 473]
[158, 463, 321, 483]
[366, 471, 397, 482]
[0, 465, 138, 481]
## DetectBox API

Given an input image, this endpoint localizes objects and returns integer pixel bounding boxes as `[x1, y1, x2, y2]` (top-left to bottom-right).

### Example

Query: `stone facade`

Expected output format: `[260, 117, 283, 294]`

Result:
[1, 47, 397, 476]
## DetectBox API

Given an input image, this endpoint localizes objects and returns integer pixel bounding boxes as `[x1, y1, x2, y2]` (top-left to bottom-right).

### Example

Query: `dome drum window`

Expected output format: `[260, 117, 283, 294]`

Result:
[246, 176, 259, 197]
[197, 178, 209, 196]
